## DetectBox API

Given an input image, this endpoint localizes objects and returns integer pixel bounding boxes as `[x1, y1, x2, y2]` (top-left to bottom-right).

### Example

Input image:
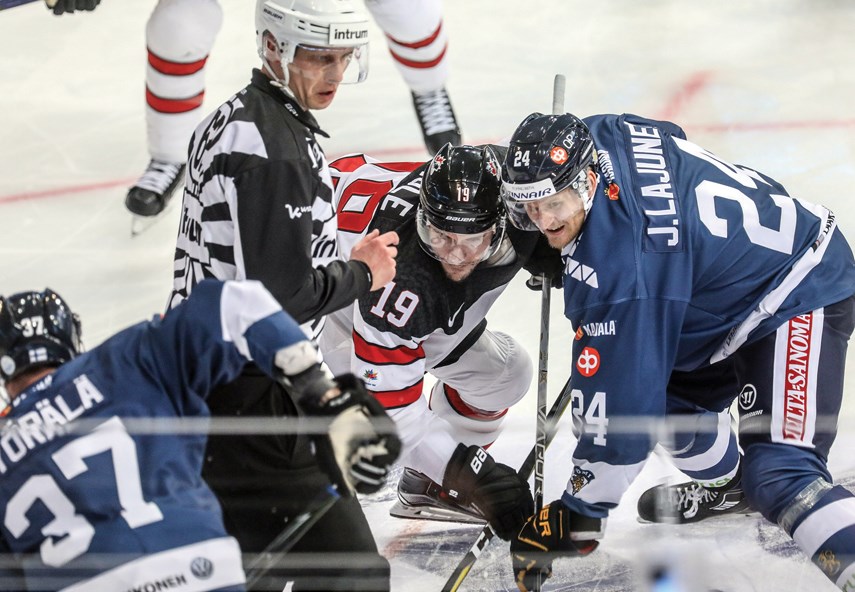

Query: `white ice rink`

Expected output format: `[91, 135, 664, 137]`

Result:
[2, 1, 855, 590]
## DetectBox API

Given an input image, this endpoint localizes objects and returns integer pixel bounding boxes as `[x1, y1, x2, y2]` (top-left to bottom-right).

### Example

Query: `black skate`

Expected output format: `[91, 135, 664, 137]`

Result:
[126, 160, 186, 235]
[388, 467, 485, 524]
[637, 480, 751, 524]
[411, 87, 462, 155]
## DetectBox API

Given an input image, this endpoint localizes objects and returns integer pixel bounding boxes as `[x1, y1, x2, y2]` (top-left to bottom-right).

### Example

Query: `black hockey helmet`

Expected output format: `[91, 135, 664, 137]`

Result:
[0, 288, 82, 382]
[501, 112, 596, 230]
[416, 143, 507, 262]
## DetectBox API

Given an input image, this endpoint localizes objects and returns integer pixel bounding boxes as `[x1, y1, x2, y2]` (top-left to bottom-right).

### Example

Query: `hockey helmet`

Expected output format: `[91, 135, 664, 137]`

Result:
[0, 288, 82, 382]
[256, 0, 370, 86]
[416, 143, 507, 264]
[501, 112, 596, 231]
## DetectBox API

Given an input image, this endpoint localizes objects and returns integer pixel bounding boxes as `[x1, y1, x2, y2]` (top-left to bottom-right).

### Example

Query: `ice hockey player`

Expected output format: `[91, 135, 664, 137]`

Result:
[0, 279, 400, 592]
[166, 2, 400, 589]
[320, 143, 563, 541]
[499, 112, 855, 591]
[122, 0, 461, 222]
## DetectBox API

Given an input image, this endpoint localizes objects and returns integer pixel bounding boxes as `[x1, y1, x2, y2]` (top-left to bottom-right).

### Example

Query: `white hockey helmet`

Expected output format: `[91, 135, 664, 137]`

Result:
[256, 0, 370, 86]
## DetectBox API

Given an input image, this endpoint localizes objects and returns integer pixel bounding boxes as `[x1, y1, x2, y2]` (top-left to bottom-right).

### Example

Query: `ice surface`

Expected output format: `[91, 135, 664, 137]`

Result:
[2, 1, 855, 590]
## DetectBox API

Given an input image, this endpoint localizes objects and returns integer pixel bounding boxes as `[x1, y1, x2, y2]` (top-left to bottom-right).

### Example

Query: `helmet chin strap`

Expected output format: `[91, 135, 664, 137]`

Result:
[260, 41, 300, 103]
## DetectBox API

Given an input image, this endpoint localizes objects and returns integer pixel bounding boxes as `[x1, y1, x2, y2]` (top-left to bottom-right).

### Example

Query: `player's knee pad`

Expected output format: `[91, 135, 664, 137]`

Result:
[437, 330, 532, 409]
[428, 381, 503, 447]
[742, 442, 833, 523]
[147, 0, 223, 59]
[428, 330, 531, 446]
[667, 410, 741, 488]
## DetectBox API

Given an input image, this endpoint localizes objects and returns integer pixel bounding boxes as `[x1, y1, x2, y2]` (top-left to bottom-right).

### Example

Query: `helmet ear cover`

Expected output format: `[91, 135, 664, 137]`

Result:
[417, 144, 508, 263]
[0, 288, 82, 382]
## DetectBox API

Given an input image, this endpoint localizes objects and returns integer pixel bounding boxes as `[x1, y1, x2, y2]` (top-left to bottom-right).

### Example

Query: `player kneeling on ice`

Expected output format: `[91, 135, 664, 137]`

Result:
[499, 112, 855, 591]
[320, 144, 563, 539]
[0, 280, 400, 592]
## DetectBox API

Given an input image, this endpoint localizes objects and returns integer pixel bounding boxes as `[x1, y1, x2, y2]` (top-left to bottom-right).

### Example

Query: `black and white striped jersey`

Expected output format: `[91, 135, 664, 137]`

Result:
[169, 69, 371, 340]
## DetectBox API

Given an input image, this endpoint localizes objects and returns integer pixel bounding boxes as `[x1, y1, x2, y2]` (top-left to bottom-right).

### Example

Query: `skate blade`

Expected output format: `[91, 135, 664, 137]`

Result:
[129, 198, 176, 238]
[388, 500, 486, 524]
[130, 214, 161, 237]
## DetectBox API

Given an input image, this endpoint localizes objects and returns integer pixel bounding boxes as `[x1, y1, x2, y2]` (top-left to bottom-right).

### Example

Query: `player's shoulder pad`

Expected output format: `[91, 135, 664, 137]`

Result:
[369, 163, 427, 230]
[619, 113, 687, 140]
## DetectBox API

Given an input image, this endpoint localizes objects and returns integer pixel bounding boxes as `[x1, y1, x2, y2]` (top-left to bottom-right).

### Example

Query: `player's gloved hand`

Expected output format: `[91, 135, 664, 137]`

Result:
[522, 236, 563, 291]
[45, 0, 101, 15]
[442, 444, 534, 540]
[510, 500, 602, 592]
[297, 371, 402, 495]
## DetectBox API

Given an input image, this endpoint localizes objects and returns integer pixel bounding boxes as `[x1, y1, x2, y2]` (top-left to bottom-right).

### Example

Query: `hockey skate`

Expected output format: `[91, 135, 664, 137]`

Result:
[637, 480, 751, 524]
[411, 88, 462, 155]
[125, 159, 186, 236]
[388, 467, 486, 524]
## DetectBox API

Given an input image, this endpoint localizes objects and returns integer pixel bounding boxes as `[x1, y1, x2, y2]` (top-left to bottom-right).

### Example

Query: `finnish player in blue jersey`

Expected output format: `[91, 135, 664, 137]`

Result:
[499, 112, 855, 591]
[0, 279, 399, 592]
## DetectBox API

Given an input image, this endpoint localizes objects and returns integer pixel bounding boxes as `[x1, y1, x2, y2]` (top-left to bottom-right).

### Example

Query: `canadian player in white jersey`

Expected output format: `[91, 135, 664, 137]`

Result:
[122, 0, 462, 221]
[320, 144, 564, 541]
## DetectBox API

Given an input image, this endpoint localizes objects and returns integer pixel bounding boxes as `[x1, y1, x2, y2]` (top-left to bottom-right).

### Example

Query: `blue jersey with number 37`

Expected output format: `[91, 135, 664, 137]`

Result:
[0, 280, 309, 591]
[560, 114, 855, 516]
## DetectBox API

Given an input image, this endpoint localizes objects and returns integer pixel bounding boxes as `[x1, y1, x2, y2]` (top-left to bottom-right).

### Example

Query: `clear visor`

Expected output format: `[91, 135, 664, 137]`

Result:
[416, 211, 497, 266]
[502, 186, 585, 232]
[289, 44, 368, 84]
[501, 169, 591, 231]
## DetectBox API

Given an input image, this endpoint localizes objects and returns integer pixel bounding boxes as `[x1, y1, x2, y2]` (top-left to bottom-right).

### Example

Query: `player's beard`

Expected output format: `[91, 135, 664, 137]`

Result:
[441, 261, 479, 282]
[543, 210, 586, 250]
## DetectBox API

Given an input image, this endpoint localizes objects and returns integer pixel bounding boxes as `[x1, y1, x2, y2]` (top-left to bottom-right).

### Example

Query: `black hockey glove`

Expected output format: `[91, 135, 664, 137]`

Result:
[45, 0, 101, 15]
[297, 372, 401, 495]
[510, 500, 602, 592]
[442, 444, 534, 540]
[521, 236, 563, 291]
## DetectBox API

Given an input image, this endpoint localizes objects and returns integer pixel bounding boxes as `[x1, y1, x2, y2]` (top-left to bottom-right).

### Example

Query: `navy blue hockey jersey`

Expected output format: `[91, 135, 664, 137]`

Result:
[0, 280, 309, 591]
[560, 114, 855, 517]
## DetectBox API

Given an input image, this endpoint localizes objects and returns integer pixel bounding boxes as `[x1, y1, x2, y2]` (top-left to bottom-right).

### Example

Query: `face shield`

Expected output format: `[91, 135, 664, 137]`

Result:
[288, 43, 368, 85]
[501, 168, 592, 232]
[416, 208, 501, 267]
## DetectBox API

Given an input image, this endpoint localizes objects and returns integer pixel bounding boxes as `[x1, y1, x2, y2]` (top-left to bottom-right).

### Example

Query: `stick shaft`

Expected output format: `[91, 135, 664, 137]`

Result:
[443, 73, 568, 592]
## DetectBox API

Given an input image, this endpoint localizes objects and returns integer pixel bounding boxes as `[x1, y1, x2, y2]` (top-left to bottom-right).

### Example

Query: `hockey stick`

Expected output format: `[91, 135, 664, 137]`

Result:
[534, 72, 566, 591]
[244, 484, 341, 589]
[443, 74, 568, 592]
[533, 278, 549, 513]
[440, 373, 575, 592]
[529, 73, 567, 509]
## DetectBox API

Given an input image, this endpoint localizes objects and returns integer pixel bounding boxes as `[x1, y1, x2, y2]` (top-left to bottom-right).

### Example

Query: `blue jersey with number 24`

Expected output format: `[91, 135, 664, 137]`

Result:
[559, 114, 855, 517]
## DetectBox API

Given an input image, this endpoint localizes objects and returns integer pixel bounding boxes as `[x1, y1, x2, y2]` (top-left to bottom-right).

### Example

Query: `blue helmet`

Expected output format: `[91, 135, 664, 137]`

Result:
[0, 288, 82, 382]
[501, 112, 595, 230]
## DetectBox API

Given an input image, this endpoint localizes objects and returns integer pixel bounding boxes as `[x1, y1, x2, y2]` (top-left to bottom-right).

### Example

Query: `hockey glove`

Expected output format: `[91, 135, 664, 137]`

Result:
[510, 500, 602, 592]
[297, 372, 401, 495]
[442, 444, 534, 540]
[45, 0, 101, 15]
[521, 236, 563, 291]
